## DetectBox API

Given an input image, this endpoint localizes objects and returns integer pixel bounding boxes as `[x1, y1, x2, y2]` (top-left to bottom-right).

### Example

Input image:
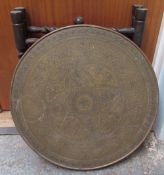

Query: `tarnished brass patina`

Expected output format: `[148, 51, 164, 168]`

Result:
[11, 25, 159, 170]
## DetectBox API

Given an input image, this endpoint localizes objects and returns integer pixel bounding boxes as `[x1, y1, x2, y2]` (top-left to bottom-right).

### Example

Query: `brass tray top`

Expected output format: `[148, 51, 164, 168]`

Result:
[11, 25, 159, 170]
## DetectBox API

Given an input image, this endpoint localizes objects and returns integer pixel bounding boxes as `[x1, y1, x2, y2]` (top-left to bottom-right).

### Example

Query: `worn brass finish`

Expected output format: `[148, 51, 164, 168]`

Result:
[11, 25, 159, 170]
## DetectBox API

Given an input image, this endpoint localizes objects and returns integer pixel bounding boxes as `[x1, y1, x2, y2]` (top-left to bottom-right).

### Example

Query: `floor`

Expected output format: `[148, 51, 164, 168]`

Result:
[0, 112, 14, 128]
[0, 132, 164, 175]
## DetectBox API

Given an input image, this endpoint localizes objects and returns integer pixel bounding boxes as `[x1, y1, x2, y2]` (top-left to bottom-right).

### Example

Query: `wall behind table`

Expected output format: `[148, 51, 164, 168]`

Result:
[0, 0, 163, 110]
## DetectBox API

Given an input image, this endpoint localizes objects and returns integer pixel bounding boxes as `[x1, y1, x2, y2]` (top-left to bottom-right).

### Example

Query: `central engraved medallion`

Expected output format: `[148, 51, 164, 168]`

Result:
[75, 94, 93, 113]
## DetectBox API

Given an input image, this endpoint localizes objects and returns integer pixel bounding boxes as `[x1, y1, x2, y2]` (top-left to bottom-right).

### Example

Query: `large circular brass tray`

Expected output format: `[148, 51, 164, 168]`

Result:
[11, 25, 159, 170]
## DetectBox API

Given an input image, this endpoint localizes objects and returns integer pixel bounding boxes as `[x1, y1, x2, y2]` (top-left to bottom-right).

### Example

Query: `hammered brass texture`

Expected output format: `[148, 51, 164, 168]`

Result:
[11, 25, 159, 170]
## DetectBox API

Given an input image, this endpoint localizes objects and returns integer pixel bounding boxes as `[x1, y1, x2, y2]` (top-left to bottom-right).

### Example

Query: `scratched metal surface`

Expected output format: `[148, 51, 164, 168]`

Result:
[11, 25, 159, 170]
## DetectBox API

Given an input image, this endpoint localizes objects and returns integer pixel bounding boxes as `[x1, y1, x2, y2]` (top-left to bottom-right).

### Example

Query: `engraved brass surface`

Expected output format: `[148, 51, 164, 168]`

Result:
[11, 25, 159, 170]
